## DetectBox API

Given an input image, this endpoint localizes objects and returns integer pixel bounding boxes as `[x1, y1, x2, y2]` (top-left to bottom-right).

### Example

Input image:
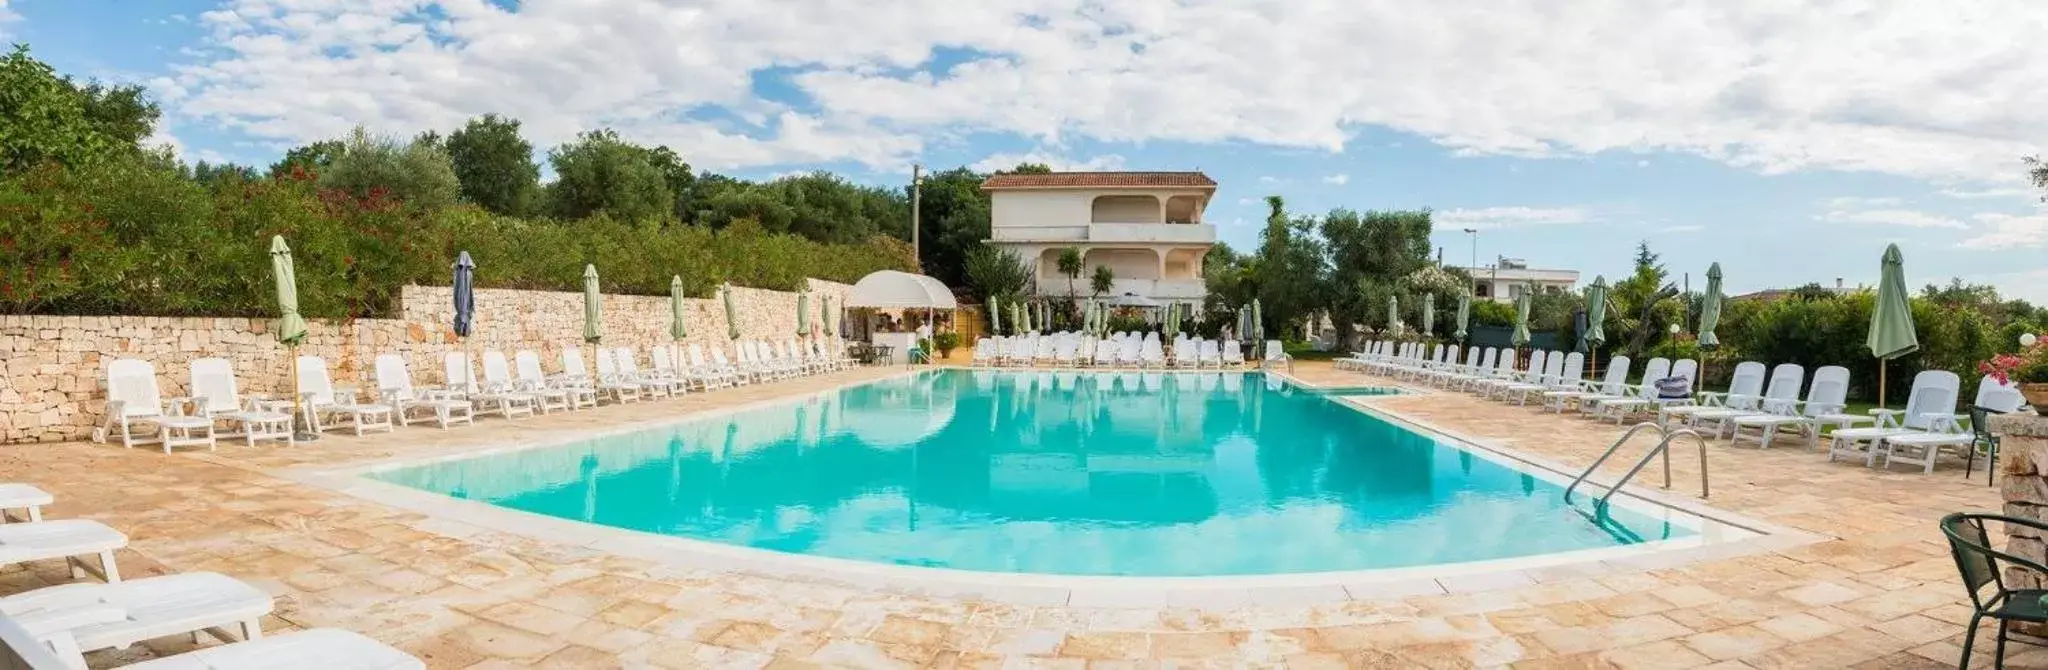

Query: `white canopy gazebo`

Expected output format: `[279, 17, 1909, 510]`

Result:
[845, 270, 958, 364]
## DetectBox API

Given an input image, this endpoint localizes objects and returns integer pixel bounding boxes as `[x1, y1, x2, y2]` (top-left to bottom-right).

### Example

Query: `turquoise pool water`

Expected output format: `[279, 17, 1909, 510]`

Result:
[372, 370, 1692, 576]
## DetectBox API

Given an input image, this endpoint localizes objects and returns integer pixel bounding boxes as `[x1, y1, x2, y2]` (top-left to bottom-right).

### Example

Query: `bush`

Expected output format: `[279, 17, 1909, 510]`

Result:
[0, 156, 913, 317]
[933, 332, 960, 356]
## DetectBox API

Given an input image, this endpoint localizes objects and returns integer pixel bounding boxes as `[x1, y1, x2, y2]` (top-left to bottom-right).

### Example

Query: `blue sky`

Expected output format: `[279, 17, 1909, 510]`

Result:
[8, 0, 2047, 300]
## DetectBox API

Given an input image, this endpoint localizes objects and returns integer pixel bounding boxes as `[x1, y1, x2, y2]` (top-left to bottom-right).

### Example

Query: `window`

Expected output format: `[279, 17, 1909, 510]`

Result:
[1474, 282, 1491, 298]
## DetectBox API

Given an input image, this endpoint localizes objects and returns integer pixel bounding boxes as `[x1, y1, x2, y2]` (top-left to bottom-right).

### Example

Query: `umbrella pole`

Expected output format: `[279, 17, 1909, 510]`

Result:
[1878, 359, 1888, 410]
[288, 343, 316, 442]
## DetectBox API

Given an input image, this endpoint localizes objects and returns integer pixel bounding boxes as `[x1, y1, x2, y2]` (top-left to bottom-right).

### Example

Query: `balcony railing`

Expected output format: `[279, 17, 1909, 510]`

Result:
[989, 222, 1217, 244]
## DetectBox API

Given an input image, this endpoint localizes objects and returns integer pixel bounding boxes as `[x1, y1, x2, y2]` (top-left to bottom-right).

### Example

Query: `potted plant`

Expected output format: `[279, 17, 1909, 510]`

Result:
[1980, 343, 2048, 414]
[933, 332, 961, 359]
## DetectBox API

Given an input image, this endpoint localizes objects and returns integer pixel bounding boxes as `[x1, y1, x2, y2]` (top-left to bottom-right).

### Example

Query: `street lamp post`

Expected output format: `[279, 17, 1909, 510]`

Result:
[1462, 228, 1479, 299]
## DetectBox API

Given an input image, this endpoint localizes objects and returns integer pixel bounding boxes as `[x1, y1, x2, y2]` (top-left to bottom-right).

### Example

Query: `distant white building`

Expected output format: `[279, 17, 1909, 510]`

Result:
[1459, 258, 1580, 302]
[980, 171, 1216, 303]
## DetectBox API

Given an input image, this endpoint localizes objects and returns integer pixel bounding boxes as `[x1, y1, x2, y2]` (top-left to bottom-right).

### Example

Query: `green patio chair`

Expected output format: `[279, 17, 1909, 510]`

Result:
[1941, 512, 2048, 668]
[1964, 405, 2005, 486]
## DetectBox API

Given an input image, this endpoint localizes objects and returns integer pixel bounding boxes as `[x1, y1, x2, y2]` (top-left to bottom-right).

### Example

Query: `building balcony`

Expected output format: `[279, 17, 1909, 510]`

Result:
[989, 223, 1216, 245]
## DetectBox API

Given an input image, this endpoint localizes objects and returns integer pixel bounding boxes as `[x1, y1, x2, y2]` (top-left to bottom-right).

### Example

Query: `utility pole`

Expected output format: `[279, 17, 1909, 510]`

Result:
[911, 164, 923, 273]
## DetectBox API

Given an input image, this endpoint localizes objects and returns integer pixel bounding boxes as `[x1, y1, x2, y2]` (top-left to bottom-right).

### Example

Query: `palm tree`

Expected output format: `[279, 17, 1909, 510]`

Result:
[1057, 248, 1083, 298]
[1091, 265, 1115, 298]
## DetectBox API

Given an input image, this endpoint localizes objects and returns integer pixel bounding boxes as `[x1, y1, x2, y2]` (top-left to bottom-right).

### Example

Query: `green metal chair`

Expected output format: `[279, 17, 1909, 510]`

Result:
[1964, 405, 2005, 486]
[1941, 512, 2048, 668]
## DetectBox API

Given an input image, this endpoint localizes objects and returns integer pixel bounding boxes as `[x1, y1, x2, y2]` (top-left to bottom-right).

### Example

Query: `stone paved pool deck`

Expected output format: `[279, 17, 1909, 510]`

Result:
[1, 360, 2030, 668]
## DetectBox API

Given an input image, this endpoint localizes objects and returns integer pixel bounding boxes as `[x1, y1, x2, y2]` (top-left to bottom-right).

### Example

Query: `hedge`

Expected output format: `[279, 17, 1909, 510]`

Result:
[0, 159, 914, 318]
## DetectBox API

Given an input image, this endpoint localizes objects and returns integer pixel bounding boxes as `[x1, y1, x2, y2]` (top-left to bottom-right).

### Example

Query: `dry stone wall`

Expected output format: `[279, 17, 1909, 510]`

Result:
[0, 280, 850, 444]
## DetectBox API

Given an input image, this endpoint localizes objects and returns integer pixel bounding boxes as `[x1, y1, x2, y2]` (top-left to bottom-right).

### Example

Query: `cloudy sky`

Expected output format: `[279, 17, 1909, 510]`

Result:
[9, 0, 2048, 299]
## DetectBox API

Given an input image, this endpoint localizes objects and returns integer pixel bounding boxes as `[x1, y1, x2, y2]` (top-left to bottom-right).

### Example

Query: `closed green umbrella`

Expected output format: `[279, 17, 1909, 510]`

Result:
[1697, 263, 1723, 349]
[270, 236, 308, 347]
[581, 264, 602, 344]
[796, 289, 812, 338]
[988, 295, 1002, 335]
[1251, 299, 1263, 344]
[270, 236, 310, 438]
[1584, 276, 1608, 379]
[1420, 293, 1435, 339]
[1010, 301, 1023, 335]
[669, 276, 688, 341]
[1235, 305, 1248, 341]
[1869, 244, 1920, 408]
[1165, 302, 1180, 339]
[722, 284, 740, 340]
[1511, 291, 1532, 348]
[820, 295, 833, 338]
[1386, 294, 1401, 335]
[1453, 291, 1471, 342]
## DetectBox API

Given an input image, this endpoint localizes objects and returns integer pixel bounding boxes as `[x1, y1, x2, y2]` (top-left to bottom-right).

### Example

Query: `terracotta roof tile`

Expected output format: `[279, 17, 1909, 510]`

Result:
[979, 171, 1216, 190]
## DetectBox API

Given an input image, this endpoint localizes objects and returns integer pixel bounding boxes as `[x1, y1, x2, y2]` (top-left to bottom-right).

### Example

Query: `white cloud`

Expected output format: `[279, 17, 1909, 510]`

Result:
[1322, 173, 1350, 185]
[1258, 176, 1281, 184]
[0, 0, 18, 35]
[160, 0, 2048, 181]
[1941, 186, 2036, 200]
[967, 152, 1126, 173]
[1956, 209, 2048, 249]
[1435, 206, 1593, 231]
[1656, 224, 1703, 234]
[1824, 196, 1904, 208]
[1817, 208, 1966, 229]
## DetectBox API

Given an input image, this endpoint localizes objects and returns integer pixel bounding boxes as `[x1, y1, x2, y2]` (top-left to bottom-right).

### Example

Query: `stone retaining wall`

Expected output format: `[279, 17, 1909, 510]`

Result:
[0, 280, 850, 444]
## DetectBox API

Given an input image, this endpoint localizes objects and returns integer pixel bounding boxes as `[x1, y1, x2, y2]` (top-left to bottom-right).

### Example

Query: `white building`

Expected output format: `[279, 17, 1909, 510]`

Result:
[1459, 258, 1580, 302]
[980, 171, 1216, 303]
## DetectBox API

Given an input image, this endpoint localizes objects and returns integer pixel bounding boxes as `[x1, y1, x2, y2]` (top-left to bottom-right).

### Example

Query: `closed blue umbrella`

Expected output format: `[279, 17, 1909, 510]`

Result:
[452, 251, 476, 338]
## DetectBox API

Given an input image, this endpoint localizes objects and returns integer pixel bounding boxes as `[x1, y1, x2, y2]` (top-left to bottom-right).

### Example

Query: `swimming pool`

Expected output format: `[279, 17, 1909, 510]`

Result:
[371, 370, 1700, 577]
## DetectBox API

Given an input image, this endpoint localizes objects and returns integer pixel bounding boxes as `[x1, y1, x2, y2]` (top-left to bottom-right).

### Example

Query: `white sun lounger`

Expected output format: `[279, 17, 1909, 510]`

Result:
[124, 628, 424, 669]
[1828, 369, 1961, 466]
[185, 359, 294, 448]
[295, 356, 394, 437]
[581, 348, 644, 403]
[374, 354, 473, 429]
[0, 484, 52, 524]
[1, 572, 271, 658]
[1876, 375, 2025, 473]
[513, 350, 588, 412]
[0, 519, 125, 583]
[1728, 365, 1851, 448]
[1544, 355, 1629, 414]
[476, 351, 541, 418]
[1587, 357, 1672, 424]
[96, 359, 216, 453]
[1658, 361, 1765, 428]
[1692, 364, 1803, 438]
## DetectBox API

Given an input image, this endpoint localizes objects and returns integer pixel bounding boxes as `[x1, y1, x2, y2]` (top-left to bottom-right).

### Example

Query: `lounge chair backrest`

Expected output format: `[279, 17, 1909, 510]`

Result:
[375, 354, 416, 399]
[515, 351, 547, 383]
[1599, 356, 1632, 394]
[1801, 366, 1850, 416]
[188, 357, 244, 414]
[687, 344, 708, 368]
[1901, 370, 1962, 430]
[1637, 357, 1670, 385]
[106, 358, 164, 418]
[482, 351, 515, 384]
[1757, 363, 1804, 412]
[562, 347, 590, 377]
[1540, 351, 1564, 380]
[1443, 345, 1459, 366]
[1974, 375, 2026, 413]
[1670, 359, 1699, 385]
[616, 348, 641, 374]
[595, 348, 619, 377]
[296, 356, 334, 405]
[1265, 340, 1285, 360]
[1223, 340, 1242, 361]
[1463, 346, 1480, 367]
[1722, 362, 1768, 409]
[1558, 352, 1583, 383]
[444, 352, 477, 391]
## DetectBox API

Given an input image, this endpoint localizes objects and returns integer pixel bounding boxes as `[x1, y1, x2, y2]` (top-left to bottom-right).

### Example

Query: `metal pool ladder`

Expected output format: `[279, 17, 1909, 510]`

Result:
[1563, 421, 1710, 506]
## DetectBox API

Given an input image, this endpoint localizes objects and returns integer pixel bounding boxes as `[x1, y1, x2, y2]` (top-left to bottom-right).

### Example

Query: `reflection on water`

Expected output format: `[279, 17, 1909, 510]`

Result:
[377, 370, 1690, 576]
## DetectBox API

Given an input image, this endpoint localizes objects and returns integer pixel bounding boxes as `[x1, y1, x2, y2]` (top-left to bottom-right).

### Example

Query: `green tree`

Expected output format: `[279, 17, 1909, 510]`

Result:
[1056, 247, 1083, 299]
[1008, 162, 1053, 174]
[188, 161, 257, 187]
[2028, 155, 2046, 201]
[1322, 208, 1433, 345]
[963, 245, 1031, 303]
[1251, 196, 1324, 339]
[268, 140, 345, 178]
[1608, 240, 1679, 357]
[545, 129, 672, 222]
[1091, 264, 1116, 297]
[318, 126, 462, 211]
[445, 114, 539, 216]
[911, 167, 992, 283]
[0, 45, 161, 174]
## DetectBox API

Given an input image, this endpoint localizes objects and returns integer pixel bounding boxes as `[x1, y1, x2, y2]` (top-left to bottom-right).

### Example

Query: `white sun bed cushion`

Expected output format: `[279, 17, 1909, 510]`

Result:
[0, 572, 272, 651]
[0, 520, 125, 564]
[125, 628, 423, 670]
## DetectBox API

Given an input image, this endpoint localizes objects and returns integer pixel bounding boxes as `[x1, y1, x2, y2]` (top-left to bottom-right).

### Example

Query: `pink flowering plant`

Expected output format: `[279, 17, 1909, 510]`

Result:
[1980, 338, 2048, 385]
